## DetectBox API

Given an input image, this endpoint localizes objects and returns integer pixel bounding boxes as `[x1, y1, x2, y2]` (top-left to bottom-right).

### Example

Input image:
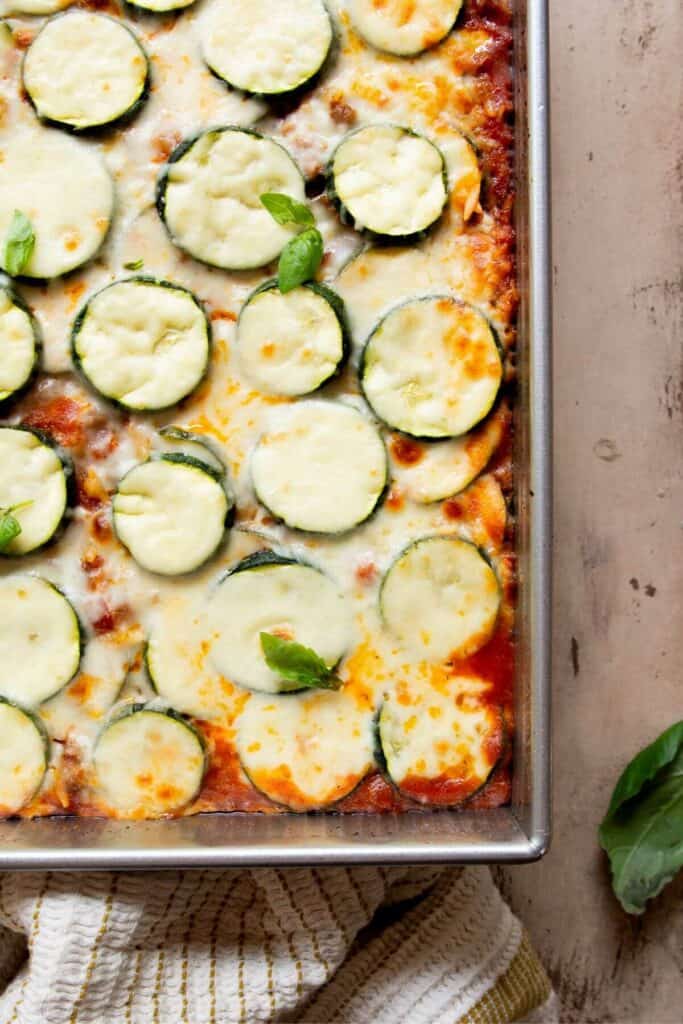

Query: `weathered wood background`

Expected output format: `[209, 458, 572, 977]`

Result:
[498, 1, 683, 1020]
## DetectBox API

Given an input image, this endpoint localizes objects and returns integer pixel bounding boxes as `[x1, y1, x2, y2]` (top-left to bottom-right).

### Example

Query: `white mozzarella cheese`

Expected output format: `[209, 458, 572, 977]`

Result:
[349, 0, 463, 56]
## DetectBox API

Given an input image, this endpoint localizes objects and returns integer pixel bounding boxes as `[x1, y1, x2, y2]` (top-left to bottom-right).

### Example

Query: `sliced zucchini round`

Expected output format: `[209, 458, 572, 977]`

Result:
[377, 683, 503, 806]
[125, 0, 195, 11]
[361, 296, 503, 439]
[3, 0, 72, 13]
[157, 128, 305, 271]
[390, 405, 507, 503]
[0, 128, 113, 280]
[237, 280, 349, 396]
[93, 705, 207, 817]
[0, 576, 81, 705]
[72, 278, 210, 412]
[380, 536, 500, 661]
[200, 0, 332, 97]
[113, 455, 232, 576]
[205, 551, 351, 694]
[0, 699, 49, 814]
[158, 425, 225, 475]
[236, 690, 375, 810]
[251, 401, 387, 534]
[0, 285, 40, 403]
[0, 426, 70, 555]
[22, 12, 149, 132]
[349, 0, 463, 56]
[327, 125, 448, 241]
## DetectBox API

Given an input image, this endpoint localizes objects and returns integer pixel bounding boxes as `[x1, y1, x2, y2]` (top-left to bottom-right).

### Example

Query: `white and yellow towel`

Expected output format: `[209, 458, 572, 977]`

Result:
[0, 866, 556, 1023]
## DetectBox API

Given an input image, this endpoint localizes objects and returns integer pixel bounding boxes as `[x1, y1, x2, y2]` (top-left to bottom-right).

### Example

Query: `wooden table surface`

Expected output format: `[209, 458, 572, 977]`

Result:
[499, 2, 683, 1021]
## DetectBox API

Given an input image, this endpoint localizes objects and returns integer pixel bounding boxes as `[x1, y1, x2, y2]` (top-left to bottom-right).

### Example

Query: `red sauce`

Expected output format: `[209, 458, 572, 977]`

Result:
[338, 773, 406, 813]
[390, 434, 424, 466]
[452, 624, 515, 706]
[91, 602, 130, 636]
[22, 395, 86, 450]
[194, 723, 275, 813]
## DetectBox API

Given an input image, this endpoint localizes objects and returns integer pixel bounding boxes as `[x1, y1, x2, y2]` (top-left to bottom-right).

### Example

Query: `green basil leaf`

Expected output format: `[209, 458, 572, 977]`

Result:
[278, 228, 324, 294]
[124, 259, 144, 271]
[260, 632, 342, 690]
[4, 210, 35, 277]
[0, 513, 21, 551]
[598, 721, 683, 914]
[260, 192, 315, 227]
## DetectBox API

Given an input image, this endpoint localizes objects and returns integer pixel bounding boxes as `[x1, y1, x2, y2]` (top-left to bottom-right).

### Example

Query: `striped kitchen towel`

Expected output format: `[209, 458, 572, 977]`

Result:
[0, 866, 557, 1023]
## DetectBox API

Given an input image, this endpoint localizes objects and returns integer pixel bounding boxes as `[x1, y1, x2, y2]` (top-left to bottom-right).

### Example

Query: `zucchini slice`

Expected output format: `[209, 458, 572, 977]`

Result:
[113, 455, 232, 576]
[327, 125, 448, 241]
[380, 536, 500, 661]
[3, 0, 72, 13]
[0, 285, 40, 403]
[390, 404, 507, 503]
[251, 401, 387, 534]
[0, 426, 70, 554]
[200, 0, 333, 97]
[93, 705, 207, 817]
[72, 278, 210, 412]
[361, 296, 503, 439]
[0, 576, 81, 705]
[157, 128, 305, 271]
[125, 0, 195, 12]
[236, 690, 375, 810]
[349, 0, 463, 56]
[0, 128, 113, 279]
[237, 281, 349, 396]
[158, 425, 225, 475]
[377, 683, 503, 806]
[22, 12, 149, 131]
[0, 699, 49, 814]
[205, 552, 352, 694]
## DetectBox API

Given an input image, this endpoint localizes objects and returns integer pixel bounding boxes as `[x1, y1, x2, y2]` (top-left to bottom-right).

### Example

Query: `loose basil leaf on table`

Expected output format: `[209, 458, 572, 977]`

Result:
[4, 210, 35, 276]
[260, 632, 343, 690]
[598, 720, 683, 914]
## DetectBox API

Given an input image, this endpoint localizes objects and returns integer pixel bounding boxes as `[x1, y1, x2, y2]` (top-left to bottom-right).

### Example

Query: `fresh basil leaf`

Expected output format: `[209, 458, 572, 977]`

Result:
[260, 632, 342, 690]
[278, 227, 324, 294]
[0, 501, 31, 552]
[599, 721, 683, 914]
[4, 210, 35, 277]
[260, 193, 315, 227]
[124, 259, 144, 271]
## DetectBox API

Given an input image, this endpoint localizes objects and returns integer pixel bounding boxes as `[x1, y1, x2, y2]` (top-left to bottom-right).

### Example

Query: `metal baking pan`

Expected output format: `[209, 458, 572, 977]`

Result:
[0, 0, 551, 869]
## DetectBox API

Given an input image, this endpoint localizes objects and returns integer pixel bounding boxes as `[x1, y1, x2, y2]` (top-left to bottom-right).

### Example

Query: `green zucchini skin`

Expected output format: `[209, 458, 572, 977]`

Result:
[326, 125, 449, 244]
[21, 14, 151, 133]
[0, 282, 41, 406]
[158, 452, 236, 532]
[0, 695, 51, 812]
[155, 127, 305, 271]
[238, 278, 351, 394]
[158, 426, 226, 475]
[71, 276, 212, 413]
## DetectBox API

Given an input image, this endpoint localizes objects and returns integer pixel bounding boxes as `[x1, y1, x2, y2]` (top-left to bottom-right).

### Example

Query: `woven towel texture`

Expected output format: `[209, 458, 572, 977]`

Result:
[0, 866, 555, 1024]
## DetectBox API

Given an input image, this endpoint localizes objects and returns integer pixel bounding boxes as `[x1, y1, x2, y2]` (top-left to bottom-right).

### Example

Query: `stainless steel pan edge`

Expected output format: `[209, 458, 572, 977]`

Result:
[0, 0, 551, 869]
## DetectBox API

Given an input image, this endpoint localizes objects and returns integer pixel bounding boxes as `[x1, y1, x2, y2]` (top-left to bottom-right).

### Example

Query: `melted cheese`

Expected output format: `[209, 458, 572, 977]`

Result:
[0, 701, 47, 814]
[0, 428, 67, 554]
[0, 2, 515, 819]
